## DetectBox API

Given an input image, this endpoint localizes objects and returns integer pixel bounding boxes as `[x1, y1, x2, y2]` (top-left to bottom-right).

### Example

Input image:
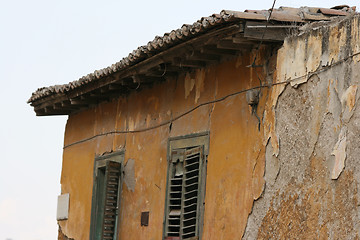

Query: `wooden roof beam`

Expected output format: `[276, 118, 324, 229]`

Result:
[54, 102, 79, 111]
[185, 51, 221, 63]
[43, 106, 72, 115]
[36, 109, 71, 116]
[69, 98, 94, 106]
[108, 83, 124, 91]
[132, 74, 164, 84]
[145, 64, 187, 78]
[244, 21, 298, 41]
[172, 58, 207, 69]
[156, 64, 192, 73]
[87, 93, 111, 101]
[200, 45, 240, 57]
[217, 40, 253, 50]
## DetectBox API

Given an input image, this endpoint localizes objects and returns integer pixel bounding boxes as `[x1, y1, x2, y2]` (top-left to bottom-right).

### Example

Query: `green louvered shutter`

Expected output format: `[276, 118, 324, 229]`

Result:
[166, 149, 185, 238]
[165, 146, 204, 240]
[102, 161, 121, 240]
[181, 146, 203, 239]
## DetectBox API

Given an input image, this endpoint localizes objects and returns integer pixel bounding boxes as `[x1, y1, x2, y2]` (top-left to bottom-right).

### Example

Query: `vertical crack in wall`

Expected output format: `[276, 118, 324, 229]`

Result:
[207, 68, 218, 130]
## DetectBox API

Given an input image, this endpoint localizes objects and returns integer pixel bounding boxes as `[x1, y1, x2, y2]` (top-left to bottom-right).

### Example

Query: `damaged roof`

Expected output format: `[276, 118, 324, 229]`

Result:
[28, 5, 355, 116]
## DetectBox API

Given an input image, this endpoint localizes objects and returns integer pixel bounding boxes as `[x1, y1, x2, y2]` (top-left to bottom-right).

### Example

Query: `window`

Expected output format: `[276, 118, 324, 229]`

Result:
[164, 133, 208, 240]
[90, 152, 124, 240]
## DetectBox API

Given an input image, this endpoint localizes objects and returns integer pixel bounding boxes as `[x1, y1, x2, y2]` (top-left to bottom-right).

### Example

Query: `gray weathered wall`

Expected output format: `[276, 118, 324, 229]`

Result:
[244, 14, 360, 239]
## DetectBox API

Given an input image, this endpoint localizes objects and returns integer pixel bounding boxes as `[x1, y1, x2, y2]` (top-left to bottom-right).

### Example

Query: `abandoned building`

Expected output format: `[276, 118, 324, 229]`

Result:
[28, 5, 360, 240]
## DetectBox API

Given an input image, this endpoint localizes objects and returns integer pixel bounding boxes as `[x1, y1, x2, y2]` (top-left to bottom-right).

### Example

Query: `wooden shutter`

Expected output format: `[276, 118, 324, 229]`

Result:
[181, 146, 203, 239]
[102, 161, 121, 240]
[166, 149, 185, 239]
[165, 146, 204, 240]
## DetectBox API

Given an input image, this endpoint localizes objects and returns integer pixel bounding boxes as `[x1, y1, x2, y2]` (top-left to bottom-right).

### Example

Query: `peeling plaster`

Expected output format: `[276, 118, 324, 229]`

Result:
[341, 85, 358, 122]
[243, 15, 360, 239]
[184, 72, 195, 99]
[328, 24, 347, 63]
[124, 158, 136, 192]
[331, 128, 347, 180]
[252, 149, 265, 200]
[184, 69, 206, 103]
[58, 226, 74, 240]
[351, 16, 360, 62]
[264, 141, 280, 186]
[195, 69, 205, 103]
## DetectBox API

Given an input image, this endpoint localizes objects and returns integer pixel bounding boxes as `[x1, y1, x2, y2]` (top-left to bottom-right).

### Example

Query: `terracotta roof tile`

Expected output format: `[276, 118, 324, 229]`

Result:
[28, 6, 354, 105]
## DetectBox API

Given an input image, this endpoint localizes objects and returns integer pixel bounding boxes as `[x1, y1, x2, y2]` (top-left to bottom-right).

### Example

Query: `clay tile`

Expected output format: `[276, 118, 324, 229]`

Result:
[169, 30, 177, 41]
[244, 9, 258, 13]
[163, 35, 171, 44]
[331, 5, 350, 10]
[318, 8, 349, 16]
[147, 42, 153, 51]
[181, 25, 190, 37]
[208, 16, 216, 25]
[176, 28, 183, 39]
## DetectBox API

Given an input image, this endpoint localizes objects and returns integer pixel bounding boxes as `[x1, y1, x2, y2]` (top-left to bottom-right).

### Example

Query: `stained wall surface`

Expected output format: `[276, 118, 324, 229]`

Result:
[58, 14, 360, 240]
[58, 45, 275, 240]
[244, 15, 360, 239]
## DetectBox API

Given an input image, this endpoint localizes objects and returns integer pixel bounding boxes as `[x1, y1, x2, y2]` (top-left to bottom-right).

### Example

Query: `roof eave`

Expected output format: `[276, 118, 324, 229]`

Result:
[28, 7, 353, 116]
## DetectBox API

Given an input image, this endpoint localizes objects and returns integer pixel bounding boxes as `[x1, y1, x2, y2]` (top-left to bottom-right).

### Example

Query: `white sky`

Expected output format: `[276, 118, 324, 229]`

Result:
[1, 0, 359, 239]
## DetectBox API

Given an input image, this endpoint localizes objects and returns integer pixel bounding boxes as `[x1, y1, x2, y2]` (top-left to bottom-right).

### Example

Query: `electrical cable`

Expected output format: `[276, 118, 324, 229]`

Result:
[63, 49, 360, 149]
[250, 0, 277, 69]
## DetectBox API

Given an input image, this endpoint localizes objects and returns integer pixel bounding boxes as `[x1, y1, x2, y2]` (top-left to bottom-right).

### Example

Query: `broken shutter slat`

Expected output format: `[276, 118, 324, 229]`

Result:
[165, 146, 204, 240]
[166, 149, 185, 237]
[102, 161, 121, 240]
[181, 146, 202, 239]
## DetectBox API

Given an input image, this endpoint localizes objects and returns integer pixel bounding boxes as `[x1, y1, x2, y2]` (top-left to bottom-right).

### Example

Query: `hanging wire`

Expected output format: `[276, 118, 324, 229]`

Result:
[250, 0, 277, 69]
[63, 49, 360, 149]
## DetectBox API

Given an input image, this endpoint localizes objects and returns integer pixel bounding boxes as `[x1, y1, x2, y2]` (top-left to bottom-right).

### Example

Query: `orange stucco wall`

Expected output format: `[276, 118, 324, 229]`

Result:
[59, 48, 275, 240]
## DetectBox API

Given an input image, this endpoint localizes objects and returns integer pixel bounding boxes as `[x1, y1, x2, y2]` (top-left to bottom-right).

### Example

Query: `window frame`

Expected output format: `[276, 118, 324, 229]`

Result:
[90, 151, 124, 240]
[163, 132, 209, 240]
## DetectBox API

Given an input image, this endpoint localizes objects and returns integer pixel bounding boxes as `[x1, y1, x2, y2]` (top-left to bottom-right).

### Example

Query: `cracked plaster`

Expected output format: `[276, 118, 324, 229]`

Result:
[244, 14, 360, 239]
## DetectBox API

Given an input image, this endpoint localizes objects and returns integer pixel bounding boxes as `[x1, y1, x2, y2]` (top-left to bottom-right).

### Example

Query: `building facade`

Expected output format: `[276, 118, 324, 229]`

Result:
[29, 6, 360, 240]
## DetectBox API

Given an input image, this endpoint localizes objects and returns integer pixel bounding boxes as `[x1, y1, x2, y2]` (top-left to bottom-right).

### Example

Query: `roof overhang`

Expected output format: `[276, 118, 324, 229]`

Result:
[28, 7, 353, 116]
